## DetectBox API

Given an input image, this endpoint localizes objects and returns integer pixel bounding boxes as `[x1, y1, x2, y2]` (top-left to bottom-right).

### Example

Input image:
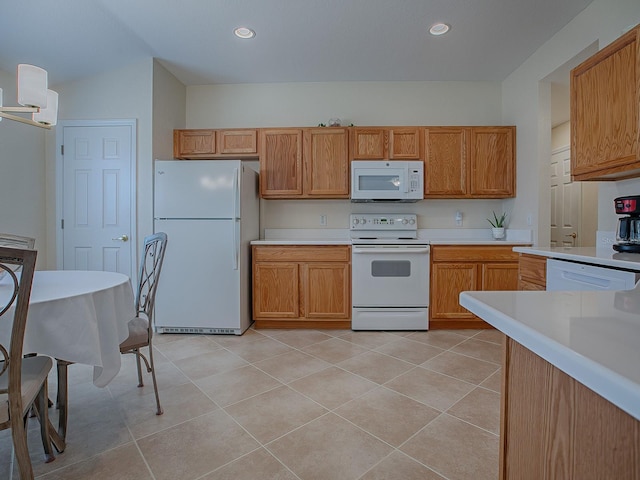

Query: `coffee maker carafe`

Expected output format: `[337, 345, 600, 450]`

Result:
[614, 195, 640, 253]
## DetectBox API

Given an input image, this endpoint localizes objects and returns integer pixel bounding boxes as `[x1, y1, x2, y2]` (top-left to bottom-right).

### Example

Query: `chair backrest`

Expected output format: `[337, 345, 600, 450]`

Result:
[0, 233, 36, 249]
[136, 232, 168, 325]
[0, 247, 37, 407]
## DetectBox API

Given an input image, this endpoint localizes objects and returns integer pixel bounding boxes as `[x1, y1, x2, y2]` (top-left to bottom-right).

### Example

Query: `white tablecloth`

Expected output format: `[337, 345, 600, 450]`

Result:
[0, 270, 135, 387]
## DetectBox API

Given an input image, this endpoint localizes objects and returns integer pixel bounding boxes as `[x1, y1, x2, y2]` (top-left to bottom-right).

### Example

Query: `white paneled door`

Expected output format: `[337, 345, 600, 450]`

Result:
[61, 123, 135, 277]
[550, 145, 581, 247]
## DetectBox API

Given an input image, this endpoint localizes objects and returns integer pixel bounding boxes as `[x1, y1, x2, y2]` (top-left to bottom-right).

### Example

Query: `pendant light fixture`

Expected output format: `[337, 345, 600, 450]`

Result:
[0, 64, 58, 129]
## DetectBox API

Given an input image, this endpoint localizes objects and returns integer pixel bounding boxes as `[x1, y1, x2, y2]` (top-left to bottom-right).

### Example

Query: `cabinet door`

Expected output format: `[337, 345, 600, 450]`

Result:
[217, 129, 258, 155]
[303, 262, 350, 319]
[173, 130, 216, 159]
[518, 254, 547, 290]
[430, 263, 478, 320]
[470, 127, 515, 197]
[424, 127, 469, 197]
[303, 128, 349, 198]
[571, 26, 640, 181]
[260, 129, 303, 197]
[350, 128, 388, 159]
[482, 262, 519, 291]
[253, 262, 299, 318]
[389, 128, 421, 159]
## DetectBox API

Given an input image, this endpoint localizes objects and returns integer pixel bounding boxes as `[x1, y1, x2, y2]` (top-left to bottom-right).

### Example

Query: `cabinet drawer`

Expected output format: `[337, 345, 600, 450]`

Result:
[519, 254, 547, 285]
[253, 245, 350, 262]
[431, 245, 520, 262]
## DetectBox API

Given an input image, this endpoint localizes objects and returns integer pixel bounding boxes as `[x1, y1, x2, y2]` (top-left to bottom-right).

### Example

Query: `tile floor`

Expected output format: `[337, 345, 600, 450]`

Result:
[1, 328, 504, 480]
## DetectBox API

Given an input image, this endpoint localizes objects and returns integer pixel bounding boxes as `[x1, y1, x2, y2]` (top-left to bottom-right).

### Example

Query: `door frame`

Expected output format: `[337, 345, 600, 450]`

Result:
[55, 119, 137, 279]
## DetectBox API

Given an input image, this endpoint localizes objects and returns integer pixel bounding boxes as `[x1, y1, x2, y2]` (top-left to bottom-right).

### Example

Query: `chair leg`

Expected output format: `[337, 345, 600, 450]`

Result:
[135, 349, 144, 387]
[35, 382, 56, 463]
[55, 359, 71, 445]
[147, 343, 163, 415]
[11, 415, 34, 480]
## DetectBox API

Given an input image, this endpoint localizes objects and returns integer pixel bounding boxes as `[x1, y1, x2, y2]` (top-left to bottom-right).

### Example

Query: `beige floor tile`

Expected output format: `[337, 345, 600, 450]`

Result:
[201, 448, 298, 480]
[480, 368, 502, 393]
[336, 331, 398, 349]
[267, 413, 393, 480]
[137, 410, 260, 480]
[107, 357, 191, 399]
[406, 330, 469, 349]
[222, 336, 294, 363]
[38, 443, 153, 479]
[451, 338, 503, 364]
[253, 350, 331, 384]
[335, 387, 440, 446]
[360, 451, 446, 480]
[289, 366, 378, 410]
[337, 351, 415, 384]
[452, 329, 484, 337]
[473, 328, 505, 345]
[301, 337, 368, 364]
[385, 367, 475, 411]
[401, 414, 499, 480]
[195, 364, 283, 407]
[225, 386, 327, 444]
[373, 338, 444, 365]
[422, 350, 500, 385]
[116, 382, 219, 439]
[209, 329, 268, 347]
[265, 329, 334, 348]
[155, 335, 221, 361]
[448, 387, 501, 434]
[174, 349, 249, 380]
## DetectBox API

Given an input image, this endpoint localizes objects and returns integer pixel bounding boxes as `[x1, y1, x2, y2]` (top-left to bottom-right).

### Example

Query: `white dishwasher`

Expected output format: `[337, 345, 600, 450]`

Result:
[546, 258, 640, 291]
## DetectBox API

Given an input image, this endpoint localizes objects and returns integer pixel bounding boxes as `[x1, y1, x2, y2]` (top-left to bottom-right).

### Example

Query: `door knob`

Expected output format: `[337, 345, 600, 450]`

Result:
[112, 234, 129, 242]
[565, 232, 577, 239]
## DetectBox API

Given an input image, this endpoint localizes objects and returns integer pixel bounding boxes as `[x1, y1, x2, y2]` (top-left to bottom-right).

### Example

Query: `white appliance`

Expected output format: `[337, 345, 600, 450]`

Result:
[153, 160, 259, 335]
[546, 258, 640, 291]
[351, 161, 424, 202]
[350, 214, 429, 330]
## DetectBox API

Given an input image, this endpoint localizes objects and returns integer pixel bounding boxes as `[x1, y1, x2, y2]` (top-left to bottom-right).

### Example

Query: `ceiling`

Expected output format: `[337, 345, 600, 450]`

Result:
[0, 0, 594, 88]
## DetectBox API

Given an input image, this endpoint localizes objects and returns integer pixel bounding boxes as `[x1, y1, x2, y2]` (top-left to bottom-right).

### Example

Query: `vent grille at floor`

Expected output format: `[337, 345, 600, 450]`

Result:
[159, 327, 238, 335]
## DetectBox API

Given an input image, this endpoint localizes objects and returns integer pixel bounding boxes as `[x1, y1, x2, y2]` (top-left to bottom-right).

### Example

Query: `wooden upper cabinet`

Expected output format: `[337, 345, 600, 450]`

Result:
[571, 24, 640, 181]
[173, 130, 216, 159]
[350, 128, 388, 159]
[424, 127, 469, 197]
[303, 128, 350, 198]
[389, 128, 421, 159]
[260, 129, 303, 197]
[217, 129, 258, 155]
[469, 126, 516, 197]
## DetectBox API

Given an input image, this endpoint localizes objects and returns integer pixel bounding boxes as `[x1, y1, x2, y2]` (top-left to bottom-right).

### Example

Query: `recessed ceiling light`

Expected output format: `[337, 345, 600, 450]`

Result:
[234, 27, 256, 39]
[429, 23, 450, 36]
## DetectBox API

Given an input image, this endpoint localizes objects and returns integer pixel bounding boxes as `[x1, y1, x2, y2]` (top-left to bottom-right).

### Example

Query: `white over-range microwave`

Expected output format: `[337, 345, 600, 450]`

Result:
[351, 160, 424, 202]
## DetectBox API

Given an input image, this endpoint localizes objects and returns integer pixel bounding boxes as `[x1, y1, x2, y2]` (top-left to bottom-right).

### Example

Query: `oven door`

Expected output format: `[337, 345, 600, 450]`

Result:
[352, 245, 430, 307]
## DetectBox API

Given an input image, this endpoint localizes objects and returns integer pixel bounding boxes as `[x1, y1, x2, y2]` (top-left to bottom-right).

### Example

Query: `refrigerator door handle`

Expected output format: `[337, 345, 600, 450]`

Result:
[233, 167, 240, 219]
[233, 219, 239, 270]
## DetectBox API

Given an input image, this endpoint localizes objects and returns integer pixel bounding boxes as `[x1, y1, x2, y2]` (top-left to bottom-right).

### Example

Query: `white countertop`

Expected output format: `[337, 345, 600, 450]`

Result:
[514, 246, 640, 271]
[460, 285, 640, 420]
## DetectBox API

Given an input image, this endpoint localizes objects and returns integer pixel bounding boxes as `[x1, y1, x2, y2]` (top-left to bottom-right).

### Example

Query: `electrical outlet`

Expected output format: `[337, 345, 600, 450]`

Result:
[455, 211, 463, 226]
[527, 213, 532, 226]
[320, 215, 327, 226]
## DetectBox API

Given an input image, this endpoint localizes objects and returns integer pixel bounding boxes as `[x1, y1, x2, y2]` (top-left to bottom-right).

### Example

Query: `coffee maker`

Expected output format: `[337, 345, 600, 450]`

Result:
[614, 195, 640, 253]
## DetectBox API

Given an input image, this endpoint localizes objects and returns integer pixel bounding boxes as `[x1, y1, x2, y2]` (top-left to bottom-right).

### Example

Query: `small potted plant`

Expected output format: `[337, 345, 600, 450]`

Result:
[488, 211, 507, 240]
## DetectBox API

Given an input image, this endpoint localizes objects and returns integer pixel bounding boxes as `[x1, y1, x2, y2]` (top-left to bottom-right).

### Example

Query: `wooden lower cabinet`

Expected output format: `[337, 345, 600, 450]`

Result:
[501, 337, 640, 479]
[430, 245, 520, 329]
[518, 253, 547, 291]
[252, 245, 351, 328]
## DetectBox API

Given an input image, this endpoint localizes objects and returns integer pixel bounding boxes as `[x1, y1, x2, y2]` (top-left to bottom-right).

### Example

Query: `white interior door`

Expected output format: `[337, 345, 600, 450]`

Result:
[60, 122, 135, 276]
[550, 145, 581, 247]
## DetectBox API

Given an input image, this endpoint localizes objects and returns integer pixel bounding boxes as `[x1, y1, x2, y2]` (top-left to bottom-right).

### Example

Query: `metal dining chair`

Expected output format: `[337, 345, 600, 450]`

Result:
[55, 232, 168, 441]
[0, 247, 56, 479]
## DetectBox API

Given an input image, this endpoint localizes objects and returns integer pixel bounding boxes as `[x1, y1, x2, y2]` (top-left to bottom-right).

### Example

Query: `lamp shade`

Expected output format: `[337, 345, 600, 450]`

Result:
[17, 64, 48, 108]
[33, 89, 58, 126]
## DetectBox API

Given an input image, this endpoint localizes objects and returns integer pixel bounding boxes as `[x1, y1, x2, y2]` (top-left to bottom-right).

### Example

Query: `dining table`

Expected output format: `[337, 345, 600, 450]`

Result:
[0, 269, 136, 452]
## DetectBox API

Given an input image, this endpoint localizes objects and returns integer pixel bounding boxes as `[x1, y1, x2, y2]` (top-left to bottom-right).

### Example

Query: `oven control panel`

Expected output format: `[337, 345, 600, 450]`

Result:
[350, 214, 417, 230]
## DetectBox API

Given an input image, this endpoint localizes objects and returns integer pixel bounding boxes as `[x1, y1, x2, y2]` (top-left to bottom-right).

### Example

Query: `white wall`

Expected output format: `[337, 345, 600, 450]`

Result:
[502, 0, 640, 245]
[187, 81, 509, 232]
[0, 68, 48, 267]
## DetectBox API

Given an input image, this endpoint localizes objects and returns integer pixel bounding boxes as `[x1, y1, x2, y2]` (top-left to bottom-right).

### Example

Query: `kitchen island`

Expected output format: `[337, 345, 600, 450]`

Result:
[459, 286, 640, 479]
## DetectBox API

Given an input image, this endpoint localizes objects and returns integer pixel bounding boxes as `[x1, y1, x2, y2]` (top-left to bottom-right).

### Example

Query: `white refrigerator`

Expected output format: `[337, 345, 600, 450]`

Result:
[153, 160, 259, 335]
